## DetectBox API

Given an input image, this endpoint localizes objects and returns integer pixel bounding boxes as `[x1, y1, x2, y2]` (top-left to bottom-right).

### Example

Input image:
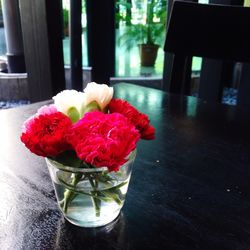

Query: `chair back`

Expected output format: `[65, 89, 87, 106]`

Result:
[163, 1, 250, 106]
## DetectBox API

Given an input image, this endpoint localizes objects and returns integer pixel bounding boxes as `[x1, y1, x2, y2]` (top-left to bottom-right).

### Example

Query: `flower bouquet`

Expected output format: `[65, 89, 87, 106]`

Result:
[20, 82, 155, 227]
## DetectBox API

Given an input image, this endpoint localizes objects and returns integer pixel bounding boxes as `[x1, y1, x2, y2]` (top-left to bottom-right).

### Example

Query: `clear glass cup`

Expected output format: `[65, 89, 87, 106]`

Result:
[46, 151, 136, 227]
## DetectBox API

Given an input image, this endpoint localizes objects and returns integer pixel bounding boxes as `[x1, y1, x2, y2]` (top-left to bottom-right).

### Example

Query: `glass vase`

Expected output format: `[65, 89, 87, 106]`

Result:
[45, 151, 136, 228]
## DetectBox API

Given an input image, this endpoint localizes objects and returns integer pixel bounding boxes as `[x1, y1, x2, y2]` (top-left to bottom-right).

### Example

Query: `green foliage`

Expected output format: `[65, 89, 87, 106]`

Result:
[63, 8, 69, 28]
[119, 23, 164, 50]
[118, 0, 167, 50]
[115, 0, 132, 24]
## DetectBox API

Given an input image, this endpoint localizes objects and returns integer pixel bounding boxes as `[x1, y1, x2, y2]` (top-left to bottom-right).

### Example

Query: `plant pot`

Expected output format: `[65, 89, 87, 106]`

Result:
[139, 44, 159, 67]
[46, 151, 136, 228]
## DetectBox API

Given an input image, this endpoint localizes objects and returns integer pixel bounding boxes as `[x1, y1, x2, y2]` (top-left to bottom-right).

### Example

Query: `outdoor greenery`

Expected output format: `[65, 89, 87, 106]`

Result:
[60, 0, 201, 76]
[0, 2, 3, 27]
[118, 0, 167, 50]
[62, 0, 87, 36]
[63, 8, 69, 35]
[0, 1, 2, 17]
[115, 0, 132, 25]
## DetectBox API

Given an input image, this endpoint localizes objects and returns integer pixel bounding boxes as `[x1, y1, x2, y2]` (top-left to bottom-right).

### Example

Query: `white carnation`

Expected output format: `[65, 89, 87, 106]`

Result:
[84, 82, 113, 110]
[52, 90, 86, 117]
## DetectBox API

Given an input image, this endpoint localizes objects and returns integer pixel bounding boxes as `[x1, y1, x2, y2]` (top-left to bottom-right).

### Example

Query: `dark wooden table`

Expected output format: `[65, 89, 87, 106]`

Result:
[0, 83, 250, 250]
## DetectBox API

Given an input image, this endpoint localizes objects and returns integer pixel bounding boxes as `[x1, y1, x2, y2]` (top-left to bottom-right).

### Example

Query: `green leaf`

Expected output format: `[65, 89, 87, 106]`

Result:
[67, 107, 80, 123]
[52, 150, 82, 168]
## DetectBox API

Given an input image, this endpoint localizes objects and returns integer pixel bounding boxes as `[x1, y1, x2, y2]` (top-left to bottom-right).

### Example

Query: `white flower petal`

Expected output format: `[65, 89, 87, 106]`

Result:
[53, 90, 86, 118]
[84, 82, 113, 110]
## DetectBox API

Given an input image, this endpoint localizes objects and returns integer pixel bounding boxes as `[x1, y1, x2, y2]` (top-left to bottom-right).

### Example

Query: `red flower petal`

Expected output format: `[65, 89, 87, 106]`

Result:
[108, 98, 155, 140]
[67, 111, 140, 171]
[21, 112, 72, 157]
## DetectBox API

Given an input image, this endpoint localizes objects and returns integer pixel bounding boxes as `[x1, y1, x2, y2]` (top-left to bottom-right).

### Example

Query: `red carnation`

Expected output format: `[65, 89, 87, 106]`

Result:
[108, 98, 155, 140]
[67, 111, 140, 172]
[21, 112, 72, 157]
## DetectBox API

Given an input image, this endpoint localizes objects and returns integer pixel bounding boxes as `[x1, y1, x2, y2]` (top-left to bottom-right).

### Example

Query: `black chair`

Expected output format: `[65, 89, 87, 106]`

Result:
[163, 1, 250, 106]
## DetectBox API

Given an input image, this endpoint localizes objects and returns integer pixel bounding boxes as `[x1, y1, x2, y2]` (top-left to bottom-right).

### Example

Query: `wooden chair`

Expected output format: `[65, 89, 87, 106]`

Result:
[163, 1, 250, 106]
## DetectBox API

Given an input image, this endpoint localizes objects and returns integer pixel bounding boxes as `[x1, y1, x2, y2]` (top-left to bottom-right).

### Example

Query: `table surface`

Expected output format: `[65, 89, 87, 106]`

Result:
[0, 83, 250, 250]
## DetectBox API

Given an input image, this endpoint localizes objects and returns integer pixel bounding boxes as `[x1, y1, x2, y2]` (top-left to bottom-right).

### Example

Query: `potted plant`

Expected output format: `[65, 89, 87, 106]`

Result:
[118, 0, 167, 67]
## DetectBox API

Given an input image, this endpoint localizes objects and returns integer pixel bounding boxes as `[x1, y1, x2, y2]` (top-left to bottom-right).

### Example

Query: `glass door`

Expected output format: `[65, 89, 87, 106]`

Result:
[62, 0, 88, 67]
[115, 0, 167, 79]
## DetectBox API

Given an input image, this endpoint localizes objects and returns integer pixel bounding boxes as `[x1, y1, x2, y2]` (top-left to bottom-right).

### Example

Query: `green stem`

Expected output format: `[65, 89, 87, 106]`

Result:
[62, 173, 82, 213]
[60, 171, 128, 216]
[89, 175, 101, 217]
